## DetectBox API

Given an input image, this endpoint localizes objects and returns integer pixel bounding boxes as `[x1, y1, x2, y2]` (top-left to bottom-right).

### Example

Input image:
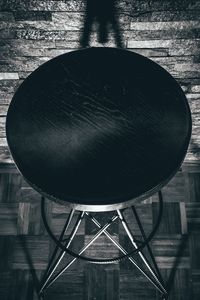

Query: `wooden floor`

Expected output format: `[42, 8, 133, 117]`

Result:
[0, 163, 200, 300]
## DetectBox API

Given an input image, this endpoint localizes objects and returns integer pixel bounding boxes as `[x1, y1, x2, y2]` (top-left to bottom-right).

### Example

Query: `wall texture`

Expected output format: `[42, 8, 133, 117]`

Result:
[0, 0, 200, 164]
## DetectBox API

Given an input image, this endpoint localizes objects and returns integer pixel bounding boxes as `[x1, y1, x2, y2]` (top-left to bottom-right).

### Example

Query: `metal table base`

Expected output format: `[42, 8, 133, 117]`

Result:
[39, 195, 168, 300]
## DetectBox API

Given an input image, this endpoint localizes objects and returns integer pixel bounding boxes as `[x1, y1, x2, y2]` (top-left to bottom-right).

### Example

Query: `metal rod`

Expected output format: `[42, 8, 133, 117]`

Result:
[86, 212, 166, 295]
[42, 209, 75, 280]
[117, 210, 167, 295]
[132, 205, 165, 286]
[40, 211, 84, 294]
[44, 214, 119, 290]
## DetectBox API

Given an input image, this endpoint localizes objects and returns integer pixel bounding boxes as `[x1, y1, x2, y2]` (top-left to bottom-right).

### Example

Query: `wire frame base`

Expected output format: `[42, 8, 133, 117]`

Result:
[38, 193, 168, 299]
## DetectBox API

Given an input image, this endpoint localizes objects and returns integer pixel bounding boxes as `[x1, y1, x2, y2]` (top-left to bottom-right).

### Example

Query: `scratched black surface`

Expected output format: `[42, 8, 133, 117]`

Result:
[6, 47, 191, 206]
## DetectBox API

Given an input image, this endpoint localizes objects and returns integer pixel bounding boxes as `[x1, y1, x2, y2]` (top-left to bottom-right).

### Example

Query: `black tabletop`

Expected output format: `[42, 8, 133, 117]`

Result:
[6, 47, 191, 209]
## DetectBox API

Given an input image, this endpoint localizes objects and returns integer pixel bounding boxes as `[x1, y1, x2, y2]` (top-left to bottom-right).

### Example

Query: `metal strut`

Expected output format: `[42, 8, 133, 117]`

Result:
[40, 193, 164, 263]
[40, 210, 84, 294]
[117, 209, 167, 295]
[39, 196, 168, 298]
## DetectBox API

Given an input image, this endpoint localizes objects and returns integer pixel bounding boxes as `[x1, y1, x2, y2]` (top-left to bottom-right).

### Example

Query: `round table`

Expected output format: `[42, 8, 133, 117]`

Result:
[6, 47, 191, 211]
[6, 47, 192, 297]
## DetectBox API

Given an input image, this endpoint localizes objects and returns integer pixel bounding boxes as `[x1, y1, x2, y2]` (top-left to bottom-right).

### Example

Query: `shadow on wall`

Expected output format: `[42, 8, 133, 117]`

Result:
[80, 0, 124, 48]
[189, 138, 200, 161]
